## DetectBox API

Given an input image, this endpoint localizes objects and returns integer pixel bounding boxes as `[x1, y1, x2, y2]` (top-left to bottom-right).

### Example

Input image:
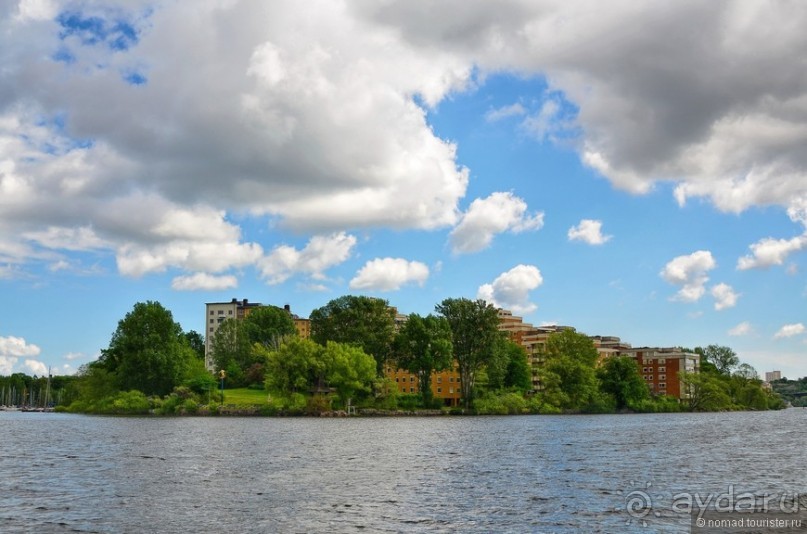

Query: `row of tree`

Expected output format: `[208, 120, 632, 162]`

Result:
[52, 295, 785, 414]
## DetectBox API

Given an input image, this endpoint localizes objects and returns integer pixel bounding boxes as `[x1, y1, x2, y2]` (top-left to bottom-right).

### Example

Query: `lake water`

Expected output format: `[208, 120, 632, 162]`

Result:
[1, 409, 806, 533]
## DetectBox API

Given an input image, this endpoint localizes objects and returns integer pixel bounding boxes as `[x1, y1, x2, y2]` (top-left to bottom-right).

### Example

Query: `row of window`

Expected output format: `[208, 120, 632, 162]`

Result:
[397, 386, 457, 394]
[209, 309, 234, 316]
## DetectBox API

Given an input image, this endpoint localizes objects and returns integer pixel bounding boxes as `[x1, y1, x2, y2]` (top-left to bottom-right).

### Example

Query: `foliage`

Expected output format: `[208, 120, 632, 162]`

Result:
[696, 345, 739, 375]
[474, 391, 528, 415]
[242, 306, 297, 348]
[539, 330, 600, 411]
[435, 298, 502, 409]
[310, 295, 396, 374]
[99, 301, 195, 396]
[183, 330, 206, 360]
[322, 341, 377, 404]
[393, 313, 454, 405]
[210, 318, 252, 386]
[262, 338, 325, 395]
[597, 356, 650, 410]
[486, 338, 532, 392]
[680, 371, 733, 411]
[66, 389, 152, 415]
[263, 338, 376, 404]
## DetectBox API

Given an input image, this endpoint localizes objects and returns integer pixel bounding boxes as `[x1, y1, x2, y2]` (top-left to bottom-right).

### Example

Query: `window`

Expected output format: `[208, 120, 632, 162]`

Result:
[449, 387, 454, 394]
[218, 310, 224, 315]
[209, 327, 214, 332]
[410, 376, 415, 382]
[449, 376, 454, 382]
[659, 374, 666, 381]
[437, 388, 442, 394]
[437, 377, 442, 383]
[410, 387, 414, 393]
[659, 382, 666, 389]
[228, 310, 233, 315]
[209, 311, 214, 315]
[209, 319, 214, 324]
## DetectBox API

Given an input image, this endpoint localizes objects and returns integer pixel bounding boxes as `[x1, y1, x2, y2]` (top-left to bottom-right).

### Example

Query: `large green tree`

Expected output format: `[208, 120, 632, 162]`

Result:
[99, 301, 195, 396]
[486, 337, 532, 392]
[697, 345, 739, 375]
[597, 356, 650, 410]
[435, 298, 501, 409]
[322, 341, 377, 404]
[539, 329, 601, 411]
[262, 338, 325, 395]
[393, 314, 454, 406]
[243, 306, 297, 348]
[310, 295, 396, 374]
[262, 338, 376, 404]
[209, 318, 253, 386]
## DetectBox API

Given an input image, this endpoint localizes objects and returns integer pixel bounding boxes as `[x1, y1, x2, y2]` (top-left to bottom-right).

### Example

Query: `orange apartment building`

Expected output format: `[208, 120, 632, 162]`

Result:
[618, 347, 700, 399]
[496, 309, 698, 400]
[384, 365, 463, 406]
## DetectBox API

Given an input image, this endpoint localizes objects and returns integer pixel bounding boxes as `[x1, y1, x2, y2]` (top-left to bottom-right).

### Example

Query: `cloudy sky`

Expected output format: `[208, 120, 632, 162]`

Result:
[1, 0, 806, 379]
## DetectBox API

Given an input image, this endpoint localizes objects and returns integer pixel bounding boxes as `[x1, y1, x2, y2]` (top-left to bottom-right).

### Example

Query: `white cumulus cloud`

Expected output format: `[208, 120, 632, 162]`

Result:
[660, 250, 716, 302]
[259, 232, 356, 285]
[774, 323, 806, 339]
[477, 264, 543, 314]
[737, 235, 807, 270]
[711, 283, 740, 311]
[171, 273, 238, 292]
[568, 219, 612, 245]
[449, 192, 544, 254]
[728, 321, 753, 336]
[349, 258, 429, 291]
[0, 335, 41, 358]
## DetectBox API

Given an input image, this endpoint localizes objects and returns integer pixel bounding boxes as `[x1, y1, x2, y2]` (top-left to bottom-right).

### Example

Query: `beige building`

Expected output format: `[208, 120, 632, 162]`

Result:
[204, 298, 263, 371]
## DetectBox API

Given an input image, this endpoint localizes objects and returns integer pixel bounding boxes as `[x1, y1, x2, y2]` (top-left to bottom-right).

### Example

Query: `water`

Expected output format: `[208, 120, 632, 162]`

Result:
[1, 409, 805, 533]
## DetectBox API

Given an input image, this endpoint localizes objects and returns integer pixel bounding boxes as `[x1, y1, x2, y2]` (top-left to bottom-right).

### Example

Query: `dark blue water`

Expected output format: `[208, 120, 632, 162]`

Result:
[1, 410, 805, 532]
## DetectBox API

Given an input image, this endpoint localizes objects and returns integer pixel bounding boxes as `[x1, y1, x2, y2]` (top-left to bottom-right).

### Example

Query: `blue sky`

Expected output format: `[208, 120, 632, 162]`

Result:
[1, 1, 806, 379]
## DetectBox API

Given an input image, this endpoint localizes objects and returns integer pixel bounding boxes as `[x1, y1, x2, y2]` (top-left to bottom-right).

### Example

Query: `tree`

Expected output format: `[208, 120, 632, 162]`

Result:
[393, 314, 454, 406]
[99, 301, 195, 396]
[540, 330, 600, 411]
[262, 338, 376, 405]
[243, 306, 297, 348]
[487, 338, 532, 392]
[310, 295, 396, 374]
[680, 371, 731, 411]
[697, 345, 739, 375]
[597, 356, 650, 410]
[322, 341, 377, 404]
[183, 330, 205, 360]
[262, 338, 325, 396]
[733, 363, 758, 380]
[435, 298, 501, 409]
[210, 318, 252, 386]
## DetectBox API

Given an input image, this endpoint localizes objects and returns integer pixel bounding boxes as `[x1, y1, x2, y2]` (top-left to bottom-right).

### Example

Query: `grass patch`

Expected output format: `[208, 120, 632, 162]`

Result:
[220, 388, 270, 406]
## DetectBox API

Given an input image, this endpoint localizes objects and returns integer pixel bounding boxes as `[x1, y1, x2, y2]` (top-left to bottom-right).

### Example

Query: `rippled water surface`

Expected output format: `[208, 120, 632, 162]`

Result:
[1, 410, 805, 532]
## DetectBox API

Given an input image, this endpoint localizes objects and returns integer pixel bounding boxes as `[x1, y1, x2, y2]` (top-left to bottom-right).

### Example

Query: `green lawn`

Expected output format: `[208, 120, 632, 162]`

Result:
[221, 387, 271, 406]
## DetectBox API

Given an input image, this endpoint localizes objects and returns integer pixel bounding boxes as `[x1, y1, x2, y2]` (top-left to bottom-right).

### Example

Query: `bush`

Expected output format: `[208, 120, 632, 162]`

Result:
[110, 390, 151, 414]
[396, 394, 421, 410]
[474, 392, 527, 415]
[306, 395, 332, 415]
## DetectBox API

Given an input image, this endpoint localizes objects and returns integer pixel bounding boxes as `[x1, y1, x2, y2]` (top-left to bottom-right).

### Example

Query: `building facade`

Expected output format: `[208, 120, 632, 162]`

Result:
[618, 348, 700, 399]
[204, 298, 263, 371]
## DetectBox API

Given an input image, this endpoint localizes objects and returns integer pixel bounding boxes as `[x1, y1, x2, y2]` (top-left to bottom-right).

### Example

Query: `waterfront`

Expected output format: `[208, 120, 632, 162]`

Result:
[1, 410, 805, 533]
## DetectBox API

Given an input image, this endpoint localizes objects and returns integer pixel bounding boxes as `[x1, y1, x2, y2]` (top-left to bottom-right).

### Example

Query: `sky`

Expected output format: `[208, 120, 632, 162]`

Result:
[1, 0, 806, 379]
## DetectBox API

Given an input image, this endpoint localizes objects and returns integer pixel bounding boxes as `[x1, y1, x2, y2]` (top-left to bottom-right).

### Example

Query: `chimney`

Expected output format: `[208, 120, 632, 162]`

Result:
[284, 304, 291, 313]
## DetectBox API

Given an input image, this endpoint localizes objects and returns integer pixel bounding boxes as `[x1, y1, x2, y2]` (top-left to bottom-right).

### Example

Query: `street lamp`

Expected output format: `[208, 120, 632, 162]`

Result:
[219, 369, 226, 406]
